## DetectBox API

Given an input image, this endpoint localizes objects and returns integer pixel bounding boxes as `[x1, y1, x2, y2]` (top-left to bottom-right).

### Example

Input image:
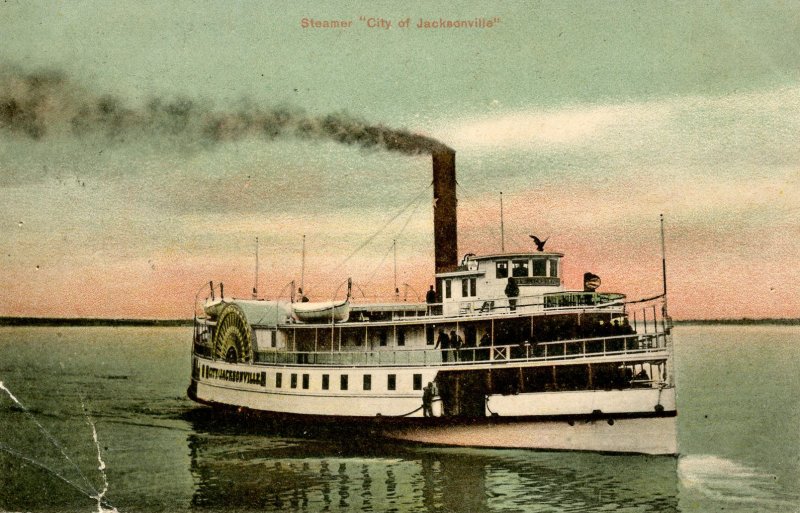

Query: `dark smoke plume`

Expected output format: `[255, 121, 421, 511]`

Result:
[0, 66, 451, 154]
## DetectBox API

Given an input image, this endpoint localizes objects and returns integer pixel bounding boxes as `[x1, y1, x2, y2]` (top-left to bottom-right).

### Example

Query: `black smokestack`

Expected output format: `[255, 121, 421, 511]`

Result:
[432, 150, 458, 274]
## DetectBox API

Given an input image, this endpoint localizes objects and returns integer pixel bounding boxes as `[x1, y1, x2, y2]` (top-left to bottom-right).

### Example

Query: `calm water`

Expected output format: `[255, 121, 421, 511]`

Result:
[0, 325, 798, 513]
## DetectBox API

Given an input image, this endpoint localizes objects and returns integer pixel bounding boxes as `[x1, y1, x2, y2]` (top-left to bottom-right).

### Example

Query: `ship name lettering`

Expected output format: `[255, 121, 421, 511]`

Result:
[206, 366, 264, 385]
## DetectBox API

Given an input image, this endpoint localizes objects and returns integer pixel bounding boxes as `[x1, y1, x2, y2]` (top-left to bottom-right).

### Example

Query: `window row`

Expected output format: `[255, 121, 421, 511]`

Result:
[273, 372, 424, 392]
[443, 277, 477, 299]
[496, 258, 558, 279]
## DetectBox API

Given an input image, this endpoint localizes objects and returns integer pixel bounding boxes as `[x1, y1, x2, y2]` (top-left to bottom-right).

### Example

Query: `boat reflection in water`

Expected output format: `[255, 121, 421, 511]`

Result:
[185, 410, 679, 513]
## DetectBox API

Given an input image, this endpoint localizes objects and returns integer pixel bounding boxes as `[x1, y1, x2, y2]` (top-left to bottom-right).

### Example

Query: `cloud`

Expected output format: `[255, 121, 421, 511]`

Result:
[436, 86, 800, 173]
[439, 102, 675, 149]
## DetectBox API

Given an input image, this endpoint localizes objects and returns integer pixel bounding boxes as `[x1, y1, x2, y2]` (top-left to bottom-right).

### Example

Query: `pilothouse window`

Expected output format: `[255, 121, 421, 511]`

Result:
[549, 258, 559, 277]
[512, 260, 529, 277]
[532, 259, 546, 277]
[496, 261, 508, 278]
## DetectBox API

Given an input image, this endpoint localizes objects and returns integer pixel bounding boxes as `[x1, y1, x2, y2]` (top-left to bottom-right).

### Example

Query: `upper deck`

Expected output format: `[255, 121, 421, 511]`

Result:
[435, 252, 565, 316]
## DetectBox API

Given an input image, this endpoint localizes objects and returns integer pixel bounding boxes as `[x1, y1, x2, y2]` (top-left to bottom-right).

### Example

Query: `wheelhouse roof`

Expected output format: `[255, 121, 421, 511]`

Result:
[471, 252, 564, 260]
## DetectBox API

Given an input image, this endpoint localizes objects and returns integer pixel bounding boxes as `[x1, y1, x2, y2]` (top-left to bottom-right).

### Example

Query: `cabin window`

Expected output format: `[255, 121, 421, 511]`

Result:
[322, 374, 329, 390]
[270, 330, 277, 348]
[387, 374, 396, 391]
[302, 374, 309, 389]
[470, 278, 477, 296]
[397, 328, 406, 346]
[363, 374, 372, 391]
[445, 279, 452, 299]
[276, 372, 282, 388]
[340, 374, 349, 390]
[291, 373, 298, 389]
[496, 261, 508, 278]
[548, 258, 559, 277]
[413, 374, 422, 390]
[512, 260, 529, 277]
[532, 258, 547, 277]
[426, 326, 434, 345]
[379, 330, 387, 347]
[462, 277, 477, 297]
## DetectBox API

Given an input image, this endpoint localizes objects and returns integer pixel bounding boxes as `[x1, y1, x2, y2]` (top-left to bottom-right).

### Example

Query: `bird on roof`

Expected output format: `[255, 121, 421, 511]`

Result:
[529, 235, 549, 251]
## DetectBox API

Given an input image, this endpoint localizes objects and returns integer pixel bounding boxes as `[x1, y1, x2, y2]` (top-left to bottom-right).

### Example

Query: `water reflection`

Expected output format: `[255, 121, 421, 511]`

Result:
[185, 410, 679, 512]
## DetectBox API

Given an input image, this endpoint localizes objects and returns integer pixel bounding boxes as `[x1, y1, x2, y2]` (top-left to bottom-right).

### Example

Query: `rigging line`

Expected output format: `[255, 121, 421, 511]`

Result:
[361, 241, 394, 291]
[455, 181, 480, 202]
[330, 182, 432, 273]
[360, 187, 430, 291]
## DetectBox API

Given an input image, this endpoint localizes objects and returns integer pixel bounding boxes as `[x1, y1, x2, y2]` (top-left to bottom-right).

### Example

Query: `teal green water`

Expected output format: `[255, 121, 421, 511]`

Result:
[0, 326, 798, 512]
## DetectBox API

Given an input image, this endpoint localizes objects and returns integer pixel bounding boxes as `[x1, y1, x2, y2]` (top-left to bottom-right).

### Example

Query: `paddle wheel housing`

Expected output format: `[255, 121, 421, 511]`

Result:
[213, 304, 254, 363]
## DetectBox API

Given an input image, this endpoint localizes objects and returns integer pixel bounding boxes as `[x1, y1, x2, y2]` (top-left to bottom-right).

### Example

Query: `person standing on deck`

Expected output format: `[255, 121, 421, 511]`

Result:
[479, 332, 491, 361]
[422, 382, 435, 417]
[425, 285, 437, 315]
[505, 277, 519, 312]
[463, 330, 477, 361]
[435, 329, 450, 362]
[450, 330, 463, 362]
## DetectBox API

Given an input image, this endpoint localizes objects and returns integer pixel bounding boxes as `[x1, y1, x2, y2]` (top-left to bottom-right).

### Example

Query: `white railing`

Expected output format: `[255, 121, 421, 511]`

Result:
[337, 291, 629, 324]
[224, 332, 670, 368]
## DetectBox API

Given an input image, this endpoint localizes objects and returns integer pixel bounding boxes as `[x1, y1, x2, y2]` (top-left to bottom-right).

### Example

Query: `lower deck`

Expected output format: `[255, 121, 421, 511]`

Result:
[190, 347, 676, 420]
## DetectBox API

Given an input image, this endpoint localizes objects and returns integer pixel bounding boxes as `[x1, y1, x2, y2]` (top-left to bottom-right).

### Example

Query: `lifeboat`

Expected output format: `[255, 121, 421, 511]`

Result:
[292, 299, 350, 323]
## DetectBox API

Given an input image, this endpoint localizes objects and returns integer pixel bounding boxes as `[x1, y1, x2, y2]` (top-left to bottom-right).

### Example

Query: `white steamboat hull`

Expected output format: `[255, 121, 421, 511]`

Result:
[385, 416, 677, 455]
[190, 356, 677, 455]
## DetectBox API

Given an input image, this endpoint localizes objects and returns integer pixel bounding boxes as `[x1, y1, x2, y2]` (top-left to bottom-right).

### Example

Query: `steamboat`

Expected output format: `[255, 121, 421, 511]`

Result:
[188, 149, 677, 455]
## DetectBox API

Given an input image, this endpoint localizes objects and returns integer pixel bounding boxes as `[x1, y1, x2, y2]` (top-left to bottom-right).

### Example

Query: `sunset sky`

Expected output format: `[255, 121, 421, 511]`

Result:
[1, 1, 799, 319]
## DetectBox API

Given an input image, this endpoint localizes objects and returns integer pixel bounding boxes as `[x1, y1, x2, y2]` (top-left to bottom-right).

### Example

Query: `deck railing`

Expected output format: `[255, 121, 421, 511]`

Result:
[340, 291, 629, 323]
[215, 332, 671, 368]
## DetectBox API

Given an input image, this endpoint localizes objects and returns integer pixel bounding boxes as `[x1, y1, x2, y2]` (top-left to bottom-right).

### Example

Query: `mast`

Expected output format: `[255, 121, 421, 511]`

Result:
[660, 214, 668, 316]
[300, 234, 306, 294]
[393, 239, 399, 301]
[500, 191, 505, 252]
[252, 237, 259, 299]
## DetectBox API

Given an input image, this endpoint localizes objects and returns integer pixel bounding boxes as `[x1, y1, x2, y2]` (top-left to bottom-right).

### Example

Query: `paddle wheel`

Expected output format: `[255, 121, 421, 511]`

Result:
[213, 304, 253, 363]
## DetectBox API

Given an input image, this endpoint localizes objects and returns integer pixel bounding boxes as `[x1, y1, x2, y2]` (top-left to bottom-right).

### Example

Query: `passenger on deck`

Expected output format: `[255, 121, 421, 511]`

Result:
[450, 330, 463, 362]
[622, 317, 633, 334]
[426, 285, 437, 315]
[479, 332, 491, 360]
[514, 339, 529, 359]
[435, 329, 451, 362]
[463, 332, 477, 361]
[505, 277, 519, 312]
[633, 369, 650, 387]
[422, 382, 435, 417]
